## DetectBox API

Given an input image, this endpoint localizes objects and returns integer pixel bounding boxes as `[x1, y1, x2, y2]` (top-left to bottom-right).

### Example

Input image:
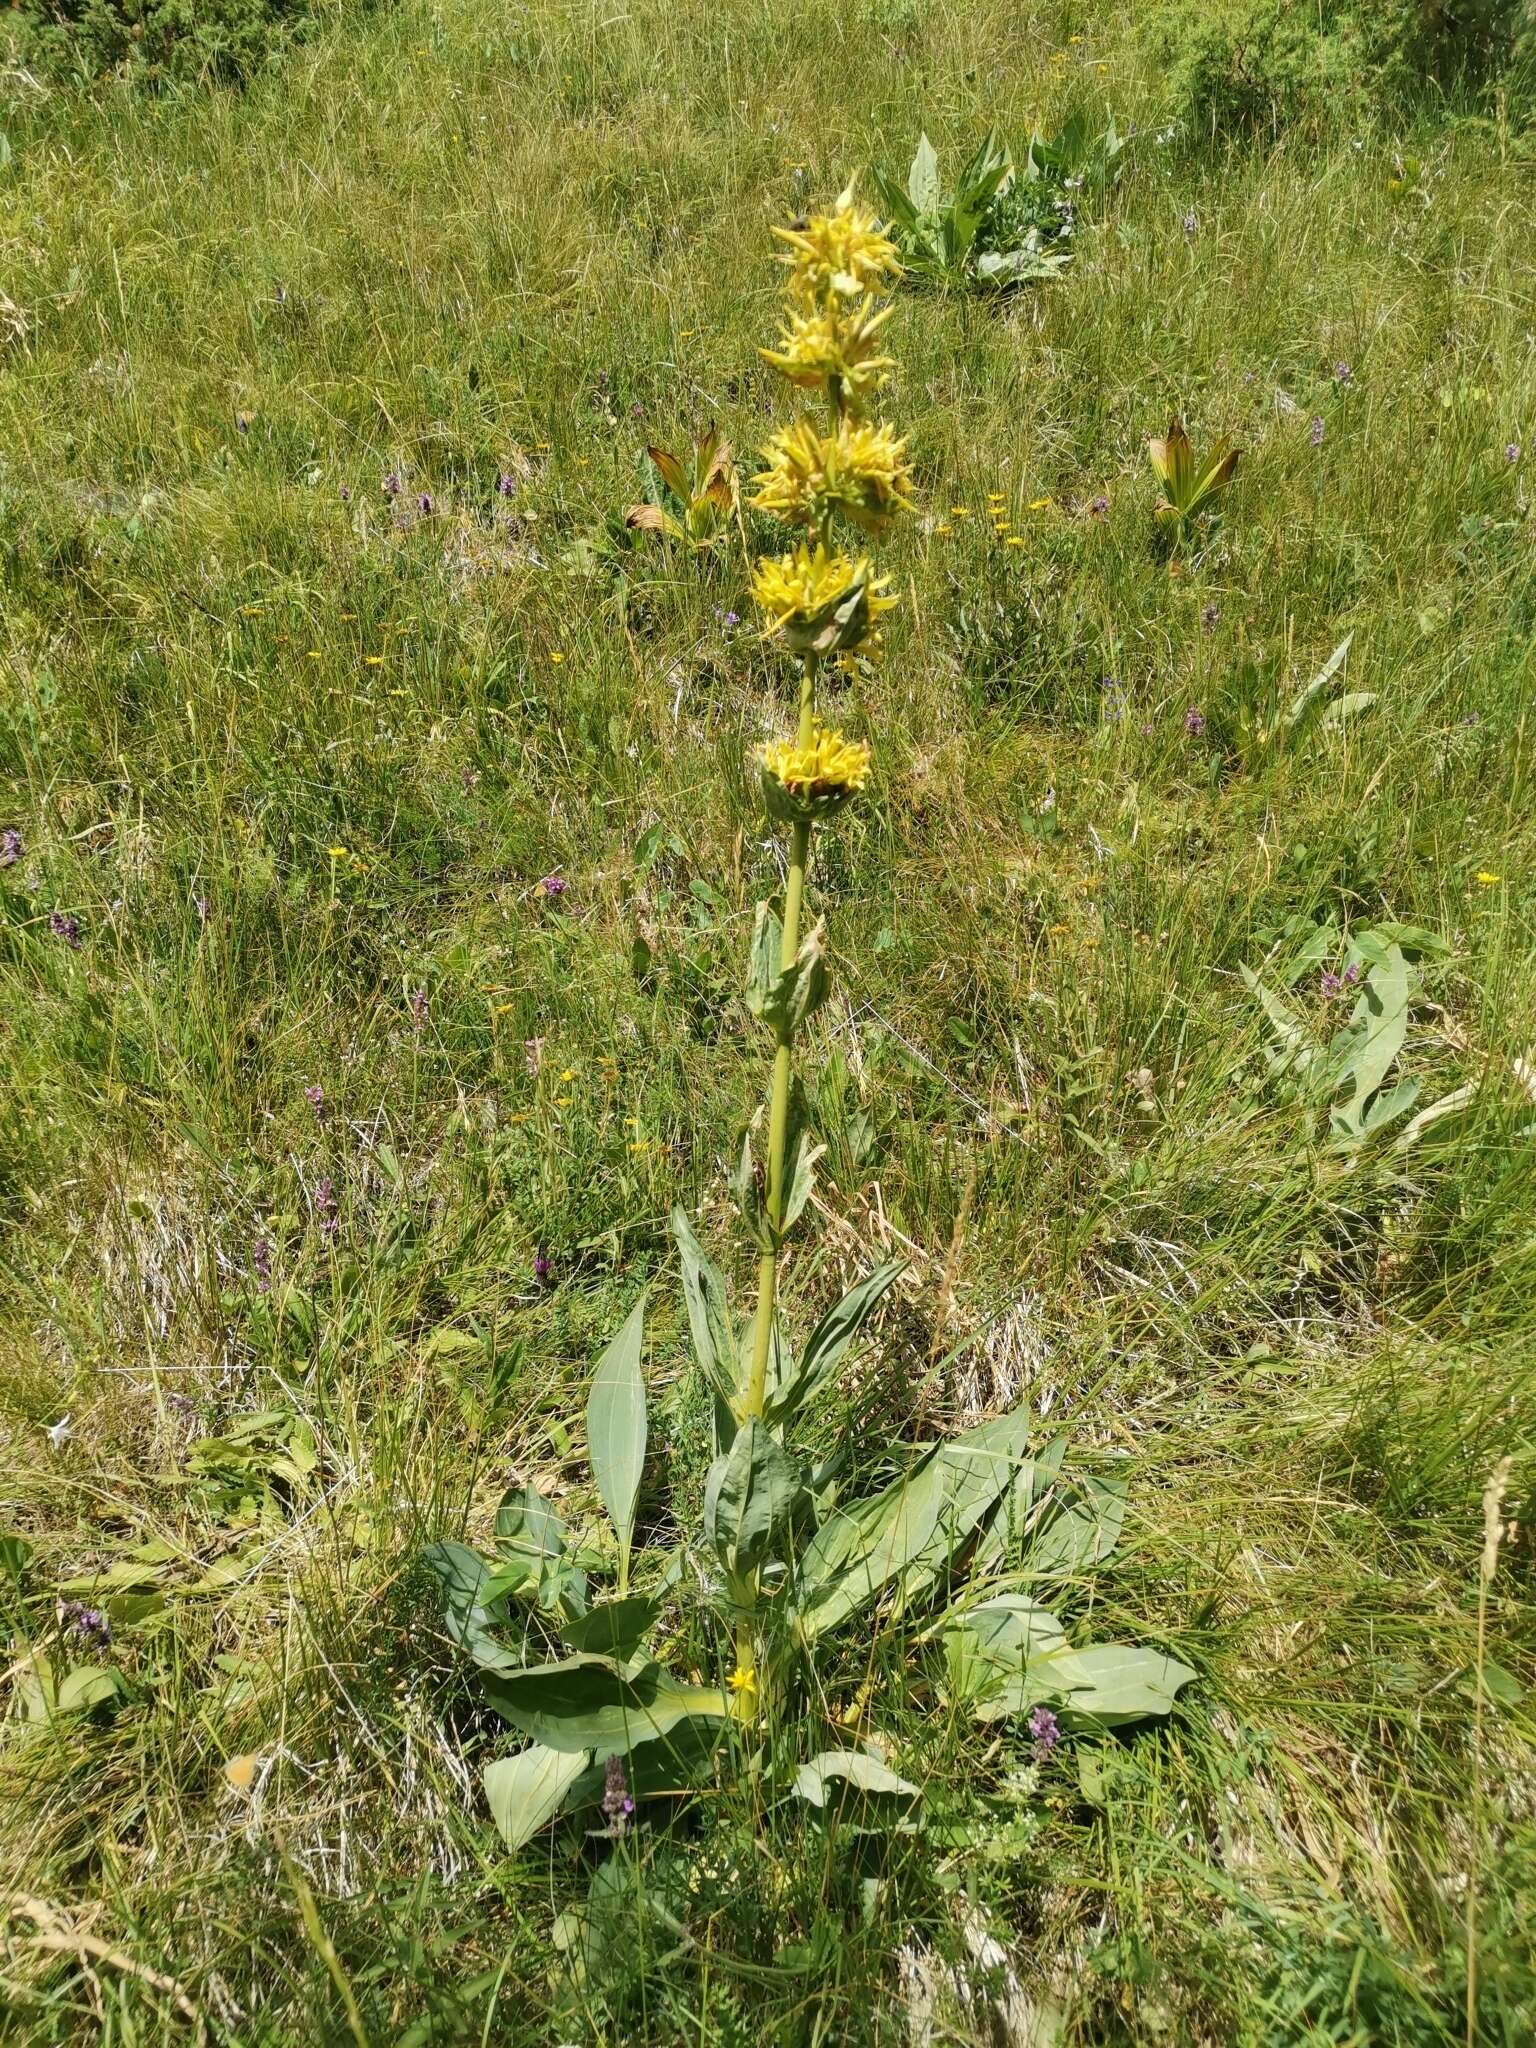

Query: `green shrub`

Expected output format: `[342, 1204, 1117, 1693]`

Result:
[1141, 0, 1534, 139]
[16, 0, 329, 85]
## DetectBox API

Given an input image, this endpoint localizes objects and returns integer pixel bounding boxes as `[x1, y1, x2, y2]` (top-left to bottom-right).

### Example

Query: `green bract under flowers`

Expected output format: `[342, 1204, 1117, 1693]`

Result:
[423, 194, 1195, 1869]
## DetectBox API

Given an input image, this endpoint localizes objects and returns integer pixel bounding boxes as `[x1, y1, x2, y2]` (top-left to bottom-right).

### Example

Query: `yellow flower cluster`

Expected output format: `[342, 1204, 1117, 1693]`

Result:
[751, 417, 914, 533]
[774, 194, 901, 304]
[750, 186, 912, 698]
[761, 297, 896, 407]
[751, 542, 894, 638]
[763, 721, 872, 802]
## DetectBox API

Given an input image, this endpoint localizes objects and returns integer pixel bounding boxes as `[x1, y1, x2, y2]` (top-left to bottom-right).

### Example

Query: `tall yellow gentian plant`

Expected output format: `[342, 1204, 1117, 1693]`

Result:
[721, 191, 914, 1706]
[426, 203, 1189, 1847]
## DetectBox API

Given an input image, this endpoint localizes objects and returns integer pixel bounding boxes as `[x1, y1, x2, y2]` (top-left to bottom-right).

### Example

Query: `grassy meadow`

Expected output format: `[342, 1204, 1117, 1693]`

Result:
[1, 0, 1534, 2039]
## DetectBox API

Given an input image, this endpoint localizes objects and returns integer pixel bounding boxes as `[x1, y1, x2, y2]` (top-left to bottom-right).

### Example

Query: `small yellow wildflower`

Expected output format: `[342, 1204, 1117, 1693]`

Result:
[774, 194, 901, 304]
[750, 418, 914, 532]
[364, 655, 384, 666]
[560, 1067, 577, 1080]
[950, 505, 969, 516]
[1006, 536, 1025, 548]
[727, 1661, 758, 1703]
[328, 844, 348, 858]
[1028, 497, 1052, 511]
[555, 1095, 571, 1107]
[1475, 870, 1501, 884]
[549, 651, 565, 663]
[934, 523, 953, 535]
[307, 649, 322, 659]
[340, 612, 358, 621]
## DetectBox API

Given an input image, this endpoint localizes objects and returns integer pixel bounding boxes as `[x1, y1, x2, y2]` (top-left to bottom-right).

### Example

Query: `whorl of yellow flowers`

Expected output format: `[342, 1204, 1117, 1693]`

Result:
[760, 298, 896, 405]
[751, 417, 914, 534]
[761, 721, 872, 822]
[752, 543, 893, 630]
[773, 194, 902, 306]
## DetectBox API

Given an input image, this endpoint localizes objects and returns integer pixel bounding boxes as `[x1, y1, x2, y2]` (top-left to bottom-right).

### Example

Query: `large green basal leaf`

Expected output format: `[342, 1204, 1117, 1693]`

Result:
[481, 1655, 730, 1753]
[794, 1406, 1033, 1640]
[421, 1540, 524, 1676]
[587, 1298, 647, 1576]
[483, 1743, 588, 1852]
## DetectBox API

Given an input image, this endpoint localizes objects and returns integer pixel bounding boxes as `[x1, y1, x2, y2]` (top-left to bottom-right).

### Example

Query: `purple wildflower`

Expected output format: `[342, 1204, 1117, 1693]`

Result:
[253, 1236, 272, 1292]
[601, 1753, 635, 1835]
[58, 1600, 112, 1651]
[1201, 602, 1221, 633]
[304, 1083, 325, 1114]
[1, 827, 20, 866]
[236, 412, 251, 434]
[194, 895, 211, 924]
[1181, 212, 1198, 239]
[723, 610, 740, 628]
[630, 401, 645, 421]
[315, 1176, 338, 1238]
[1184, 707, 1206, 736]
[1309, 415, 1325, 448]
[339, 485, 352, 503]
[534, 1248, 553, 1284]
[410, 986, 429, 1029]
[1505, 442, 1521, 466]
[1334, 361, 1352, 385]
[1088, 493, 1109, 517]
[418, 492, 434, 515]
[538, 874, 567, 901]
[496, 472, 516, 498]
[1342, 961, 1361, 986]
[49, 910, 81, 948]
[382, 472, 402, 497]
[1320, 971, 1343, 998]
[1029, 1705, 1061, 1755]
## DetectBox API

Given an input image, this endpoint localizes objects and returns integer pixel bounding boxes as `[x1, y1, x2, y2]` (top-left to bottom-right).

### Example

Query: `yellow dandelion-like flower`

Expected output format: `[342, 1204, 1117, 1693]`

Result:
[1475, 870, 1501, 884]
[760, 297, 896, 407]
[751, 418, 914, 533]
[774, 193, 901, 304]
[762, 720, 872, 821]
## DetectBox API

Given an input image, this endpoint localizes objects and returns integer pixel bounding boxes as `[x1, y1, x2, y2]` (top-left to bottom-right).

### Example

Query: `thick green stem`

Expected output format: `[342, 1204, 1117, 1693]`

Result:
[744, 813, 811, 1418]
[743, 657, 819, 1422]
